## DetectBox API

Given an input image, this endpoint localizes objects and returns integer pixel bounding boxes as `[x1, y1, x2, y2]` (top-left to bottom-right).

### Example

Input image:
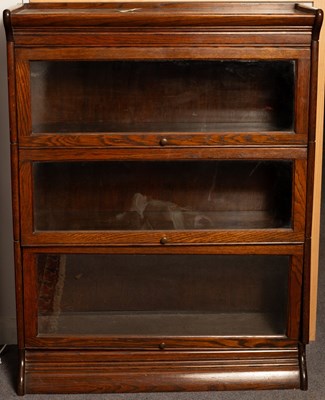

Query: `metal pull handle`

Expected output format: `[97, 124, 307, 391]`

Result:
[160, 236, 168, 245]
[159, 137, 168, 146]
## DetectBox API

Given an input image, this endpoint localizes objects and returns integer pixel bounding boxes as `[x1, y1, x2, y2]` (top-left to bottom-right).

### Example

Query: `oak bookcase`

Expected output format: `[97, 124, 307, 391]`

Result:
[4, 1, 323, 394]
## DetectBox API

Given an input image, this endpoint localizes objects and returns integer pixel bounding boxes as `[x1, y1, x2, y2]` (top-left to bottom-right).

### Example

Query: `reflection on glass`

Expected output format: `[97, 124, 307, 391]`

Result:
[33, 161, 292, 231]
[30, 61, 295, 133]
[37, 254, 289, 336]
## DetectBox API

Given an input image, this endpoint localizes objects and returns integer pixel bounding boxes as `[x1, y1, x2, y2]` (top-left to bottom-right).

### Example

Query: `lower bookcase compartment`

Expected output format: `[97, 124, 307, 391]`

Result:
[20, 246, 306, 393]
[22, 250, 304, 340]
[21, 346, 305, 394]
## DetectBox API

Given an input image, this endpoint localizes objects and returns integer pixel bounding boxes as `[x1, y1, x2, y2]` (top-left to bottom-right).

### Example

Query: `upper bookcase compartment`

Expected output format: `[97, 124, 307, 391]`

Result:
[4, 2, 323, 148]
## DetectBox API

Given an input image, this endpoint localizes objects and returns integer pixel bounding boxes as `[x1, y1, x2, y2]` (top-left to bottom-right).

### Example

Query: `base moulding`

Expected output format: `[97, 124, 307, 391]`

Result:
[19, 346, 306, 394]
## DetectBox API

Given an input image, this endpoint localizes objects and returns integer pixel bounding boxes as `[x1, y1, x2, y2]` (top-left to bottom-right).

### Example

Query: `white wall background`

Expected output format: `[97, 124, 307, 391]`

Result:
[0, 1, 22, 344]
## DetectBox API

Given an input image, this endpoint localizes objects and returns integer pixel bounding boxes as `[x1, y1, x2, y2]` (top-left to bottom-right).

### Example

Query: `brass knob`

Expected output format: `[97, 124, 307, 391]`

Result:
[160, 236, 168, 245]
[159, 342, 166, 350]
[160, 137, 168, 146]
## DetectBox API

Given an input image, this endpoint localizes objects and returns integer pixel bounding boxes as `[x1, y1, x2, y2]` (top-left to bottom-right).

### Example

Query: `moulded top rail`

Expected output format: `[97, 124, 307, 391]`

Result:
[4, 2, 322, 28]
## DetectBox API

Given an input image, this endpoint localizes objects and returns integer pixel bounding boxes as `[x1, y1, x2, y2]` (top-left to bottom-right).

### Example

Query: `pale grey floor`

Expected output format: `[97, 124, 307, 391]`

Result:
[1, 178, 325, 399]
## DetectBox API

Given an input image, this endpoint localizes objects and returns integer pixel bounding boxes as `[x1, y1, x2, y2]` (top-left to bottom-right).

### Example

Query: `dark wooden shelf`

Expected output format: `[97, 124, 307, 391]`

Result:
[39, 312, 286, 336]
[35, 210, 289, 231]
[32, 122, 293, 135]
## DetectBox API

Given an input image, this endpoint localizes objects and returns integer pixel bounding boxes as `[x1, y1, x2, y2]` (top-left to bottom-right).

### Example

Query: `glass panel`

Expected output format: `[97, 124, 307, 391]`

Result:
[30, 61, 295, 133]
[33, 161, 292, 231]
[37, 254, 289, 336]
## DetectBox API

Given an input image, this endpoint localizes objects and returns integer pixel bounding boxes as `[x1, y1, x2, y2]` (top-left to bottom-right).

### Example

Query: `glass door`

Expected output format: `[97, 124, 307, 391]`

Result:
[30, 60, 295, 134]
[18, 153, 306, 245]
[32, 160, 293, 231]
[16, 55, 310, 147]
[23, 246, 303, 347]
